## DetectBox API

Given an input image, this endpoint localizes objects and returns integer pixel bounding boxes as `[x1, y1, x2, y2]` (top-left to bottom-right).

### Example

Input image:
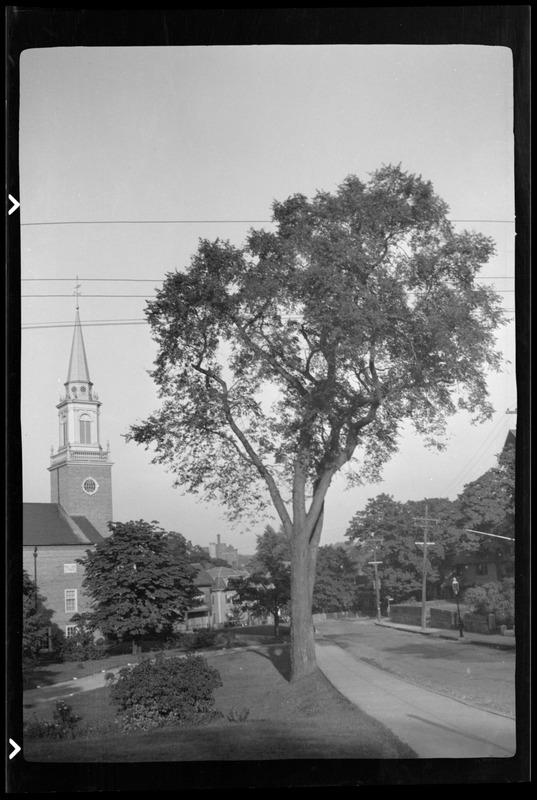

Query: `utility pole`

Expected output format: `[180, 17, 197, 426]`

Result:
[367, 537, 383, 622]
[414, 504, 438, 631]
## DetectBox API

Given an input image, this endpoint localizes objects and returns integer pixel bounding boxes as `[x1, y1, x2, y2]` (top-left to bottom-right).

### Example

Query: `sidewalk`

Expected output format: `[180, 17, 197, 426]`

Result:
[373, 619, 516, 650]
[314, 622, 516, 759]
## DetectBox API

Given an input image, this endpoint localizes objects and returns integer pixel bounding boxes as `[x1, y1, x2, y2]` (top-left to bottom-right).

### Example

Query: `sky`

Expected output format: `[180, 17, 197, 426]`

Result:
[18, 44, 516, 556]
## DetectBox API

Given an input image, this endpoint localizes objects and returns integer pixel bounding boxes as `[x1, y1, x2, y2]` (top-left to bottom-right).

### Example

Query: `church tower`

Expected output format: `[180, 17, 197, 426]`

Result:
[48, 309, 113, 537]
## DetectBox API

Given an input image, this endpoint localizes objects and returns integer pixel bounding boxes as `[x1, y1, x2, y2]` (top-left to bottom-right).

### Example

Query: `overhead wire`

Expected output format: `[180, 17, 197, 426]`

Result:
[20, 218, 516, 226]
[440, 414, 511, 498]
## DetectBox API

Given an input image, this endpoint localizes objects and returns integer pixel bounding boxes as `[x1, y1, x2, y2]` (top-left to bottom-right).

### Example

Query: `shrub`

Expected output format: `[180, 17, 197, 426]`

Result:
[59, 631, 107, 662]
[189, 628, 219, 650]
[24, 700, 81, 741]
[226, 707, 250, 722]
[164, 632, 192, 651]
[110, 653, 223, 730]
[463, 579, 515, 626]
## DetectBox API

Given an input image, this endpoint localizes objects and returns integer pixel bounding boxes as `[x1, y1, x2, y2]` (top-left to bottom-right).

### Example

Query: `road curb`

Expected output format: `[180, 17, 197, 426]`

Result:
[373, 621, 516, 651]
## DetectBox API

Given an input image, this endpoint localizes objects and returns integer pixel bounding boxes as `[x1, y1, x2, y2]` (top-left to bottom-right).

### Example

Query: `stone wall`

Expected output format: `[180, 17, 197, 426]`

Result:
[430, 608, 458, 629]
[389, 605, 423, 626]
[462, 612, 496, 634]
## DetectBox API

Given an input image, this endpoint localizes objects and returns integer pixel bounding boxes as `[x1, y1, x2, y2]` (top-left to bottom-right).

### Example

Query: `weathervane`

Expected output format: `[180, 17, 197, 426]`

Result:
[74, 276, 82, 310]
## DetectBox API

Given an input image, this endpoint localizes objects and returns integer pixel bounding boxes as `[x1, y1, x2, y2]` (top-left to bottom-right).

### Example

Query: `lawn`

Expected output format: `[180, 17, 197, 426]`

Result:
[22, 630, 417, 762]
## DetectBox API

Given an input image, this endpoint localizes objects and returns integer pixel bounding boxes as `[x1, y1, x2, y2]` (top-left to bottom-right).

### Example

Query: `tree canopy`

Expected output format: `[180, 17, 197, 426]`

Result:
[128, 165, 505, 680]
[228, 526, 291, 638]
[78, 520, 199, 653]
[22, 571, 55, 659]
[312, 545, 359, 614]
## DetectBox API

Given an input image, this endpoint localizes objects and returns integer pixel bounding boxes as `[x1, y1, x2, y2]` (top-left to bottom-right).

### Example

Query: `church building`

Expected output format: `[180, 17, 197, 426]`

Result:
[23, 309, 113, 645]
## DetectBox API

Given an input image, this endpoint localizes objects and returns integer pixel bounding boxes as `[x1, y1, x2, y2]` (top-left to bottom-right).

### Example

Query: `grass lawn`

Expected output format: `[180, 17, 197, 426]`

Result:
[22, 630, 417, 762]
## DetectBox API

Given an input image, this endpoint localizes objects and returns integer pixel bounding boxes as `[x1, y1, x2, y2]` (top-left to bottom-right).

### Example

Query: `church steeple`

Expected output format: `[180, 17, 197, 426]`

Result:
[49, 307, 113, 537]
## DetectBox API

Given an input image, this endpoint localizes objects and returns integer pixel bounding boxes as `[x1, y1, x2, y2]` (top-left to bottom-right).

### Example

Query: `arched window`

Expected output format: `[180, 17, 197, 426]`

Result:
[79, 414, 91, 444]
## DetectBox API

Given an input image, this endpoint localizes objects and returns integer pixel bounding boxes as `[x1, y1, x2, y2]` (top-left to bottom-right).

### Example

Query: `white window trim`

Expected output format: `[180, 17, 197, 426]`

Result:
[65, 589, 78, 613]
[65, 624, 78, 639]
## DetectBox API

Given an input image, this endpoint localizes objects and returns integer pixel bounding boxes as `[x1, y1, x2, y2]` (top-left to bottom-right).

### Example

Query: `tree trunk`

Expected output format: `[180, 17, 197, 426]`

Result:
[273, 610, 280, 640]
[132, 638, 142, 655]
[289, 520, 317, 682]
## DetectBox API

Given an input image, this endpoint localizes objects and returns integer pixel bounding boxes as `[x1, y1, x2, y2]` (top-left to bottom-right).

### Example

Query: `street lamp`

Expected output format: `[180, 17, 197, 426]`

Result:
[33, 546, 38, 609]
[386, 596, 394, 618]
[451, 577, 464, 638]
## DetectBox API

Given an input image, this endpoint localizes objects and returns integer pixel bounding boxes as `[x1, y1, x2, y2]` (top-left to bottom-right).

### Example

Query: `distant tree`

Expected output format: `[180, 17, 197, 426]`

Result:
[129, 165, 505, 680]
[22, 571, 54, 660]
[346, 494, 466, 602]
[312, 545, 358, 613]
[78, 520, 199, 654]
[228, 526, 291, 638]
[464, 578, 515, 626]
[450, 441, 516, 578]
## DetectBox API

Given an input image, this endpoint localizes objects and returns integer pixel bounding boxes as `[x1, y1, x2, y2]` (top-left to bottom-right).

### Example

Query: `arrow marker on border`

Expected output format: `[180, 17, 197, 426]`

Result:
[9, 739, 21, 759]
[8, 195, 20, 215]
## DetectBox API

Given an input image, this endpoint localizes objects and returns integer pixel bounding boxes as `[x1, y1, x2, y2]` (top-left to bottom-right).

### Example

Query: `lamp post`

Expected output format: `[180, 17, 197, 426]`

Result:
[33, 546, 38, 609]
[386, 596, 393, 619]
[451, 577, 464, 638]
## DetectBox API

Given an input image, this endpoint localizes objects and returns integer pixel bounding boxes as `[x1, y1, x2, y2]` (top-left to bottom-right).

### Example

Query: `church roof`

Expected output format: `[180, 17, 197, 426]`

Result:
[66, 309, 91, 384]
[23, 503, 104, 546]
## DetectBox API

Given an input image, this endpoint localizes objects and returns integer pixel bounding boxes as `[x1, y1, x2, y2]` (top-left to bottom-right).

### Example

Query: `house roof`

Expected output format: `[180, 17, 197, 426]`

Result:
[504, 429, 516, 449]
[192, 564, 215, 587]
[23, 503, 104, 547]
[206, 566, 245, 580]
[206, 565, 248, 591]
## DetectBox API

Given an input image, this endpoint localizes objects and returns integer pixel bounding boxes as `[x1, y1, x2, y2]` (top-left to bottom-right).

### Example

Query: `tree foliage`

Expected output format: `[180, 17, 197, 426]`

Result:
[346, 494, 472, 602]
[22, 570, 55, 660]
[463, 578, 515, 626]
[450, 441, 515, 575]
[78, 520, 199, 652]
[228, 526, 291, 637]
[128, 165, 504, 679]
[312, 545, 358, 613]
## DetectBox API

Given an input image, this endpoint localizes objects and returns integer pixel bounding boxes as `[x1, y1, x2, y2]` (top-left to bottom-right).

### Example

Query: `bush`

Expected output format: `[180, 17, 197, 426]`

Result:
[164, 632, 192, 651]
[59, 632, 107, 662]
[110, 653, 223, 731]
[463, 579, 515, 627]
[188, 628, 219, 649]
[24, 700, 81, 741]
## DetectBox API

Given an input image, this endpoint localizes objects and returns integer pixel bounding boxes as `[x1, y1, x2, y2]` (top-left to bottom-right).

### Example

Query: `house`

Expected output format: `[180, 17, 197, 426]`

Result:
[206, 566, 250, 626]
[23, 308, 114, 644]
[183, 564, 214, 630]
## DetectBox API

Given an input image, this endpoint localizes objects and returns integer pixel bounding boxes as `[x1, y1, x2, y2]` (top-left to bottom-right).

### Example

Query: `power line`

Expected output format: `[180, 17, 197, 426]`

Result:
[21, 219, 274, 226]
[22, 319, 147, 330]
[21, 278, 162, 282]
[441, 415, 509, 498]
[22, 294, 154, 298]
[19, 218, 516, 227]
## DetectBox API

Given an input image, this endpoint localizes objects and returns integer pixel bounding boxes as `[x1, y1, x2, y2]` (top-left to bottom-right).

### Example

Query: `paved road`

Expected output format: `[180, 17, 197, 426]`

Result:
[314, 619, 516, 759]
[315, 617, 515, 717]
